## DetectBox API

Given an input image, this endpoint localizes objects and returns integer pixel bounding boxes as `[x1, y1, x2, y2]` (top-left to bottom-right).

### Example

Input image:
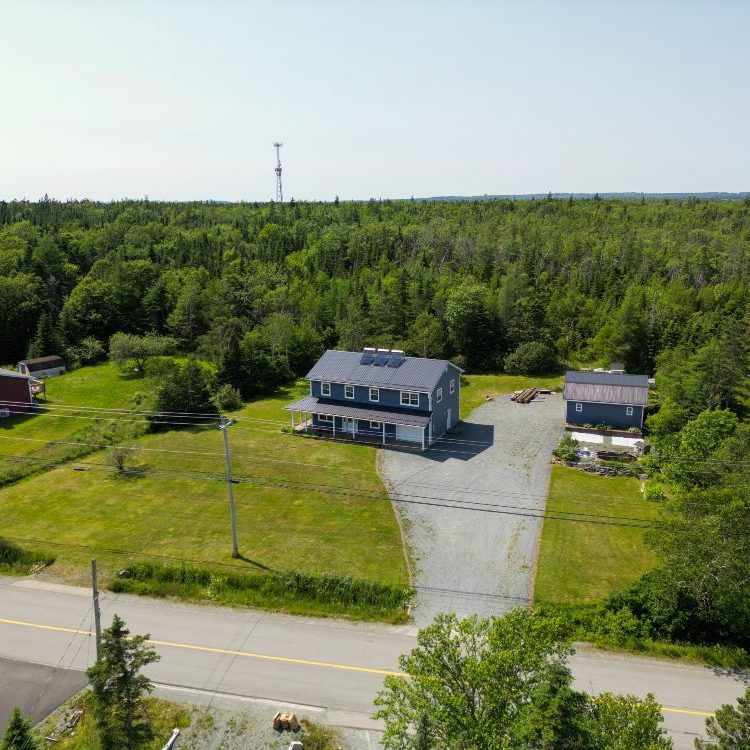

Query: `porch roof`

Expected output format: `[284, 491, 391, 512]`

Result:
[284, 396, 431, 428]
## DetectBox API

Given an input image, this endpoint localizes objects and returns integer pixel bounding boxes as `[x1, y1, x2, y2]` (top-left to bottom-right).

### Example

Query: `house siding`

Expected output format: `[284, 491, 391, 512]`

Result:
[566, 401, 643, 429]
[0, 376, 32, 412]
[311, 380, 430, 411]
[428, 365, 461, 442]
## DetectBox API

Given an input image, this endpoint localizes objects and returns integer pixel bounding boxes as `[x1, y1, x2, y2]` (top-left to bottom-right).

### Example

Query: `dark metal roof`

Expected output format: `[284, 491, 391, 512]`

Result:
[284, 396, 431, 427]
[565, 370, 649, 387]
[563, 382, 648, 406]
[0, 367, 31, 380]
[305, 350, 461, 391]
[19, 356, 64, 370]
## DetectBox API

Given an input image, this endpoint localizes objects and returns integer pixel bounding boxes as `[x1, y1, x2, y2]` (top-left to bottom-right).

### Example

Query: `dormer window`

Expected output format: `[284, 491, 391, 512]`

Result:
[401, 391, 419, 407]
[369, 387, 379, 402]
[321, 382, 331, 397]
[345, 384, 355, 399]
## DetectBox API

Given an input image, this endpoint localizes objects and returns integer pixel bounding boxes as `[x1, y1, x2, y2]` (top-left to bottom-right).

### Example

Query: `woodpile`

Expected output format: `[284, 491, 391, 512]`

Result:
[511, 388, 539, 404]
[273, 711, 301, 732]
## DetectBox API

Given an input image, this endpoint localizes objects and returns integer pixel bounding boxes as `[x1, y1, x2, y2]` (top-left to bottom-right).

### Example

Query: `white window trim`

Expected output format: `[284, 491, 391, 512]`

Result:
[318, 414, 333, 423]
[626, 406, 634, 416]
[575, 403, 583, 412]
[369, 421, 382, 429]
[344, 384, 355, 400]
[450, 379, 455, 394]
[369, 387, 379, 403]
[400, 391, 420, 407]
[436, 387, 443, 404]
[321, 381, 331, 397]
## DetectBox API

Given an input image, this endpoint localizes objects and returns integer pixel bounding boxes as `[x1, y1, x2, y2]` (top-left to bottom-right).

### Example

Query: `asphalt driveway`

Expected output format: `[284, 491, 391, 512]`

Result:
[379, 392, 563, 625]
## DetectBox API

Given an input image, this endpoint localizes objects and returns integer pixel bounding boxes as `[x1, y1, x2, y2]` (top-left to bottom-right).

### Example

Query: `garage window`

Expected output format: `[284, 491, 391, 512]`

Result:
[626, 406, 634, 416]
[575, 403, 583, 412]
[321, 382, 331, 396]
[344, 384, 355, 399]
[401, 391, 420, 407]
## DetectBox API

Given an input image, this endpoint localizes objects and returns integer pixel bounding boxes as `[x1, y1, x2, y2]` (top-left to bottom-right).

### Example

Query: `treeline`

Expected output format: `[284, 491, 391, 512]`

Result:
[1, 196, 748, 390]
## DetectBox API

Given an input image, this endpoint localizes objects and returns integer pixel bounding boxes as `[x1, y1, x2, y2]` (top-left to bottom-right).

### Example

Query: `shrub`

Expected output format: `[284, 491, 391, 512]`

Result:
[503, 340, 558, 375]
[67, 336, 106, 366]
[553, 434, 579, 461]
[211, 383, 243, 412]
[627, 426, 641, 433]
[595, 423, 612, 431]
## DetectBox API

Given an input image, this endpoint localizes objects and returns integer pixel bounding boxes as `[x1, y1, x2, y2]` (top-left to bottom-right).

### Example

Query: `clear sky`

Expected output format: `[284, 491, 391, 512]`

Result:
[1, 1, 748, 201]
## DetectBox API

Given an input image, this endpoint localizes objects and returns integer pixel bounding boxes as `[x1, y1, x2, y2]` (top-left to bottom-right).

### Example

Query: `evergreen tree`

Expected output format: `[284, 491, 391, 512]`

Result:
[696, 686, 750, 749]
[26, 312, 64, 359]
[2, 707, 37, 750]
[86, 615, 159, 750]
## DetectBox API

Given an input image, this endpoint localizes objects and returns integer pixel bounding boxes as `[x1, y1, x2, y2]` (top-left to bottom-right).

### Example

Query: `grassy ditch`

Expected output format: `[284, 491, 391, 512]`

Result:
[110, 562, 414, 623]
[538, 602, 750, 669]
[0, 538, 54, 575]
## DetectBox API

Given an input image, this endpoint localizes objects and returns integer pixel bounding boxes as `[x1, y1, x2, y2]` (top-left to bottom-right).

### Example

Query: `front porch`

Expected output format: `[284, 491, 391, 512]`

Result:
[284, 395, 432, 451]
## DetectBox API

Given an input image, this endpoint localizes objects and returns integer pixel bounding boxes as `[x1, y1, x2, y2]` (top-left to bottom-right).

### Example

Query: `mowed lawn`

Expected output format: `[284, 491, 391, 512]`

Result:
[459, 373, 563, 419]
[534, 466, 659, 604]
[0, 378, 408, 589]
[0, 365, 147, 459]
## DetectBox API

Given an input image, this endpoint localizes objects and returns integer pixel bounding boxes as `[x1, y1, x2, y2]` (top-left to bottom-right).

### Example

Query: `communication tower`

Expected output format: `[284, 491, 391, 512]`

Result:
[273, 142, 283, 202]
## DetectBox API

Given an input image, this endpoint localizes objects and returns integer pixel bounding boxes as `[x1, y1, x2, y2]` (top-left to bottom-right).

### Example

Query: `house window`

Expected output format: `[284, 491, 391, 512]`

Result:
[370, 421, 382, 429]
[369, 387, 379, 402]
[401, 391, 420, 407]
[575, 403, 583, 412]
[450, 379, 455, 394]
[318, 414, 333, 423]
[626, 406, 634, 416]
[321, 382, 331, 397]
[436, 387, 443, 403]
[344, 384, 354, 399]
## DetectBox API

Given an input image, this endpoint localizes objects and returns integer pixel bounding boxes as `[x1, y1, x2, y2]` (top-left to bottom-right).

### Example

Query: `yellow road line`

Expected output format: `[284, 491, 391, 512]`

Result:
[0, 616, 715, 715]
[0, 617, 406, 677]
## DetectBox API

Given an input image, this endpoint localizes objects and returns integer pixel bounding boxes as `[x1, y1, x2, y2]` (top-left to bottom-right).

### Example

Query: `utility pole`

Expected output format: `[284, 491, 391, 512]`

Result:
[273, 141, 283, 203]
[91, 558, 101, 661]
[219, 417, 239, 558]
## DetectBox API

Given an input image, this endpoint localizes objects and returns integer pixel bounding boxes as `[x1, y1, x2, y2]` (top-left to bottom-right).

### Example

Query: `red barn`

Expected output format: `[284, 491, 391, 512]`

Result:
[0, 367, 34, 416]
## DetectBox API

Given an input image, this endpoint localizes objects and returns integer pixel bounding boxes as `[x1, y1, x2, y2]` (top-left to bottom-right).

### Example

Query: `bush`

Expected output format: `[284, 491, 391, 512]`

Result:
[553, 434, 579, 461]
[67, 336, 106, 366]
[211, 383, 243, 412]
[503, 340, 558, 375]
[595, 423, 612, 431]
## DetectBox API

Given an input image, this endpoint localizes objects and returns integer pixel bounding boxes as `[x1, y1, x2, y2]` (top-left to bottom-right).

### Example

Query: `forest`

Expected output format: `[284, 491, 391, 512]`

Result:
[1, 195, 748, 385]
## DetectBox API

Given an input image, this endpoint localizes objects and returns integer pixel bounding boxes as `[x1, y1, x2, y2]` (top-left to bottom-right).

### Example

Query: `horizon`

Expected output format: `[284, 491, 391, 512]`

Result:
[1, 1, 749, 201]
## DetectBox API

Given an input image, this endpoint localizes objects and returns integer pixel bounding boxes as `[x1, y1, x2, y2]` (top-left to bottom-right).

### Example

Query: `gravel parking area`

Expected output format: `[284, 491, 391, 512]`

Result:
[379, 392, 563, 625]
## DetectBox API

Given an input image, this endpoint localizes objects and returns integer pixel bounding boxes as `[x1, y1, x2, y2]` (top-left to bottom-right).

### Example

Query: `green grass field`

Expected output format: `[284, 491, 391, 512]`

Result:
[0, 368, 408, 608]
[534, 466, 659, 604]
[459, 373, 563, 419]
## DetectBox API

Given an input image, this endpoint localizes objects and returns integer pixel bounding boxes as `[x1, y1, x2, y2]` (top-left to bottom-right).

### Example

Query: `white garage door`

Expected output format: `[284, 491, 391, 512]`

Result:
[396, 424, 423, 443]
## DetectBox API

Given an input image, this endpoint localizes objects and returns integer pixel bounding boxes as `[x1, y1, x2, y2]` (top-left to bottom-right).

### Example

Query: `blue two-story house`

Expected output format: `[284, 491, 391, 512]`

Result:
[284, 348, 463, 450]
[563, 370, 649, 430]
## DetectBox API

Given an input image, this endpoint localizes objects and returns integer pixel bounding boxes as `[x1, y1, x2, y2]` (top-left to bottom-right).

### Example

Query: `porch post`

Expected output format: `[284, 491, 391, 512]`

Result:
[422, 426, 425, 451]
[291, 411, 295, 431]
[332, 417, 336, 438]
[382, 421, 386, 445]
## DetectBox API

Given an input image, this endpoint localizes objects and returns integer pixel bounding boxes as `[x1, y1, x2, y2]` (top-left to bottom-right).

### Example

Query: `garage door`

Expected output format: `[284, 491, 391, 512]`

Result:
[396, 424, 423, 443]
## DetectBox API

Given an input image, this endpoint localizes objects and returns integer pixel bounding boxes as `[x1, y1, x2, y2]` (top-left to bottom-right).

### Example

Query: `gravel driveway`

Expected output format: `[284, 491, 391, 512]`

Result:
[379, 392, 563, 625]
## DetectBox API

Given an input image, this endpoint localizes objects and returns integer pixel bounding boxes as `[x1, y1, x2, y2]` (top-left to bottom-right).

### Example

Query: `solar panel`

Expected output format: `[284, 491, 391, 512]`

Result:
[360, 347, 376, 365]
[386, 349, 405, 367]
[373, 348, 390, 366]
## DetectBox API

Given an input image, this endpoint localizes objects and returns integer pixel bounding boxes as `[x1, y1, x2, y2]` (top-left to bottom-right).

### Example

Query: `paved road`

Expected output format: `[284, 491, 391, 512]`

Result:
[1, 577, 747, 749]
[380, 393, 562, 624]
